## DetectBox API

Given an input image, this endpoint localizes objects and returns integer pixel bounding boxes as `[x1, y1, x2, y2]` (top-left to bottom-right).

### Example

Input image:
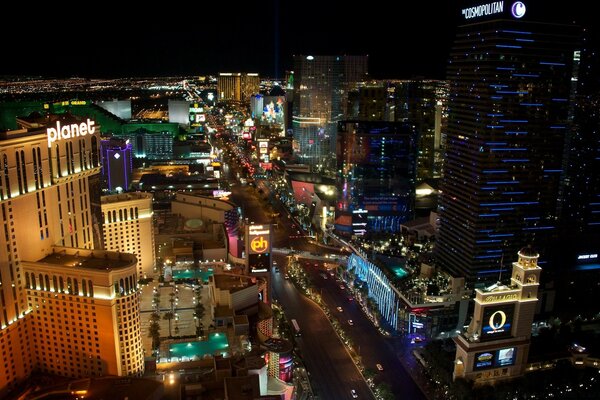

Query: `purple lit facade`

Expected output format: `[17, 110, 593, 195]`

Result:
[101, 138, 133, 192]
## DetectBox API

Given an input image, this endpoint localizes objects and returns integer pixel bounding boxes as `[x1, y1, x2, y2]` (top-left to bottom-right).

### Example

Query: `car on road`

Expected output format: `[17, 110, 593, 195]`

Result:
[339, 284, 345, 290]
[348, 320, 354, 326]
[337, 306, 343, 312]
[351, 389, 358, 398]
[376, 363, 384, 371]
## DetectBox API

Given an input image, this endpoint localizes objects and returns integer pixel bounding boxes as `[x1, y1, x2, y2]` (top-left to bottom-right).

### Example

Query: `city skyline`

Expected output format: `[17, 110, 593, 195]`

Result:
[1, 1, 600, 399]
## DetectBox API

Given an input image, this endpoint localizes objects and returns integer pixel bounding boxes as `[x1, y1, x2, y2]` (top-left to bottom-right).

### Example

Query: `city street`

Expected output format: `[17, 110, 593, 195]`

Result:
[271, 258, 373, 399]
[224, 152, 426, 399]
[306, 265, 426, 399]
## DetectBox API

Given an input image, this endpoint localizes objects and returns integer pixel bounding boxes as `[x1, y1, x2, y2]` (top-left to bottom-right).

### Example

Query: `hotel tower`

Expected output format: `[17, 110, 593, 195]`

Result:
[0, 115, 144, 394]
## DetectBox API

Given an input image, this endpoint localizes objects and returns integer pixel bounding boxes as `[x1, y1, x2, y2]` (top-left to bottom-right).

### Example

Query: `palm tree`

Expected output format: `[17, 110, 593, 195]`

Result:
[375, 383, 394, 400]
[148, 314, 161, 351]
[363, 368, 377, 382]
[163, 312, 174, 337]
[194, 301, 206, 335]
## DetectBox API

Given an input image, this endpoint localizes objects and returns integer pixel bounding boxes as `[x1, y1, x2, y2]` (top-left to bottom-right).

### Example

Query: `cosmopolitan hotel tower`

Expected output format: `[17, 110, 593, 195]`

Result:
[436, 1, 580, 282]
[0, 114, 144, 394]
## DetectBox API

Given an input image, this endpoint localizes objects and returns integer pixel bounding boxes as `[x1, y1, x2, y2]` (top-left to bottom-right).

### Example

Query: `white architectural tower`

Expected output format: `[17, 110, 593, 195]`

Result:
[453, 247, 541, 384]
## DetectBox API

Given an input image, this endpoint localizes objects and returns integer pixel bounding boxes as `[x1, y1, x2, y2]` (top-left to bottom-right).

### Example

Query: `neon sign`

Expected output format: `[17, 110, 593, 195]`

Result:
[47, 119, 96, 148]
[511, 1, 526, 18]
[488, 310, 507, 331]
[462, 1, 504, 19]
[250, 236, 269, 253]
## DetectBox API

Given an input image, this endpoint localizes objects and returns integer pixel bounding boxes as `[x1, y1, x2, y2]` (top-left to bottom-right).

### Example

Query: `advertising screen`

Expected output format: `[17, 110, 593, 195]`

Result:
[480, 304, 514, 341]
[474, 347, 517, 370]
[496, 347, 516, 367]
[474, 352, 494, 369]
[246, 224, 271, 273]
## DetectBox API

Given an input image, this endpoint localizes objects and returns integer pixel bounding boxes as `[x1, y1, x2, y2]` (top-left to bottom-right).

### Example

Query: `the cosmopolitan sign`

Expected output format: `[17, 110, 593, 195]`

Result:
[462, 1, 504, 19]
[47, 119, 96, 148]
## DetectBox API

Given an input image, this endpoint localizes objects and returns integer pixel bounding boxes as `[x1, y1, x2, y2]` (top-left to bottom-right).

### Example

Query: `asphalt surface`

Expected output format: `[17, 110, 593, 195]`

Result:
[222, 143, 426, 400]
[306, 265, 426, 399]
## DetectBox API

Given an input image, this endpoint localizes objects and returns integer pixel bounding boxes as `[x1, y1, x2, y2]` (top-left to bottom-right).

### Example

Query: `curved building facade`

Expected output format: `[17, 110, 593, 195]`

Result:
[23, 247, 144, 378]
[0, 115, 143, 394]
[101, 192, 155, 278]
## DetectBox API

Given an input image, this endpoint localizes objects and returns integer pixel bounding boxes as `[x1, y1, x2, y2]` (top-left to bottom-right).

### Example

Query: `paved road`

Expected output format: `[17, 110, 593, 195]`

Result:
[271, 259, 373, 400]
[307, 265, 426, 399]
[222, 142, 426, 399]
[222, 153, 372, 399]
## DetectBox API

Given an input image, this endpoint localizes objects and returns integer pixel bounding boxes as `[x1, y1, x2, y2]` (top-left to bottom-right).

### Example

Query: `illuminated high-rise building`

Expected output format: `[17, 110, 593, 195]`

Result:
[436, 2, 580, 282]
[100, 137, 133, 193]
[336, 121, 416, 235]
[0, 114, 143, 394]
[394, 80, 448, 180]
[560, 32, 600, 256]
[101, 192, 155, 278]
[292, 55, 368, 163]
[23, 248, 144, 379]
[217, 73, 260, 102]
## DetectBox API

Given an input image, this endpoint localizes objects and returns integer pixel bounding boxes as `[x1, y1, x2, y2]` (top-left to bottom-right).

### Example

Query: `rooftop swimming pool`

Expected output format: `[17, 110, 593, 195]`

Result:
[169, 332, 229, 360]
[172, 268, 214, 282]
[388, 265, 408, 279]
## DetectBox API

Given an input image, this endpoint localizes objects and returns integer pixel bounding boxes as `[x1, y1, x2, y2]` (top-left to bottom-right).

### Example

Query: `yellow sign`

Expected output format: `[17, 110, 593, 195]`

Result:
[489, 310, 507, 331]
[483, 293, 518, 303]
[250, 236, 269, 253]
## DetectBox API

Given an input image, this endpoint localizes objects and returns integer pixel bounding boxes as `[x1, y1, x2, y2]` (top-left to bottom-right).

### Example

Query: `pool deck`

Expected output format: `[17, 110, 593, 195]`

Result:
[169, 332, 229, 360]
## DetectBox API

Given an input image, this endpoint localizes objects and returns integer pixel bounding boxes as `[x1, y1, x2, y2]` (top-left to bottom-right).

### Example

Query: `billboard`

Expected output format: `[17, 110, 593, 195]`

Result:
[352, 209, 368, 236]
[261, 96, 285, 126]
[474, 347, 517, 370]
[480, 304, 514, 341]
[246, 224, 271, 273]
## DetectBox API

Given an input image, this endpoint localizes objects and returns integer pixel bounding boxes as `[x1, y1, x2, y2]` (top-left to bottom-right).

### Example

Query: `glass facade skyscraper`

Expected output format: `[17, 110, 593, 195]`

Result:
[436, 3, 580, 282]
[336, 121, 416, 234]
[292, 55, 368, 165]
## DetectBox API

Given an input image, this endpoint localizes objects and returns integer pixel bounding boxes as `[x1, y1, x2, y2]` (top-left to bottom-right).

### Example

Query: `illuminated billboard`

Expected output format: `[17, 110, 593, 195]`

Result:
[474, 347, 517, 370]
[246, 224, 272, 273]
[352, 209, 368, 236]
[261, 96, 285, 125]
[480, 304, 514, 341]
[189, 103, 206, 127]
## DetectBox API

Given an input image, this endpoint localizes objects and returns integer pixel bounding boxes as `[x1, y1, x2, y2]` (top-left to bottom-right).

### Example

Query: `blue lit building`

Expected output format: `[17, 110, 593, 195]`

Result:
[348, 254, 468, 337]
[436, 2, 580, 283]
[555, 30, 600, 314]
[336, 121, 416, 235]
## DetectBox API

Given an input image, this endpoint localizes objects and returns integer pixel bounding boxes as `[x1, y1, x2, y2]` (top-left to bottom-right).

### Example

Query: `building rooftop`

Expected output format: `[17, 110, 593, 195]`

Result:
[37, 248, 134, 271]
[212, 274, 256, 293]
[261, 337, 293, 354]
[24, 376, 163, 400]
[224, 374, 261, 399]
[101, 192, 152, 204]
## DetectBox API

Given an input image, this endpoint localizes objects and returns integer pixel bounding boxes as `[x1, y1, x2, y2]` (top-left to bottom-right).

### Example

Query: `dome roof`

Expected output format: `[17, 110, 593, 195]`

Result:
[518, 246, 539, 258]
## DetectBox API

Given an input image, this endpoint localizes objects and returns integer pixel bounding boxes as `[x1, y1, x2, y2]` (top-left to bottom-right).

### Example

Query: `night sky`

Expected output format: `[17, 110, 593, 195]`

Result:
[0, 1, 593, 80]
